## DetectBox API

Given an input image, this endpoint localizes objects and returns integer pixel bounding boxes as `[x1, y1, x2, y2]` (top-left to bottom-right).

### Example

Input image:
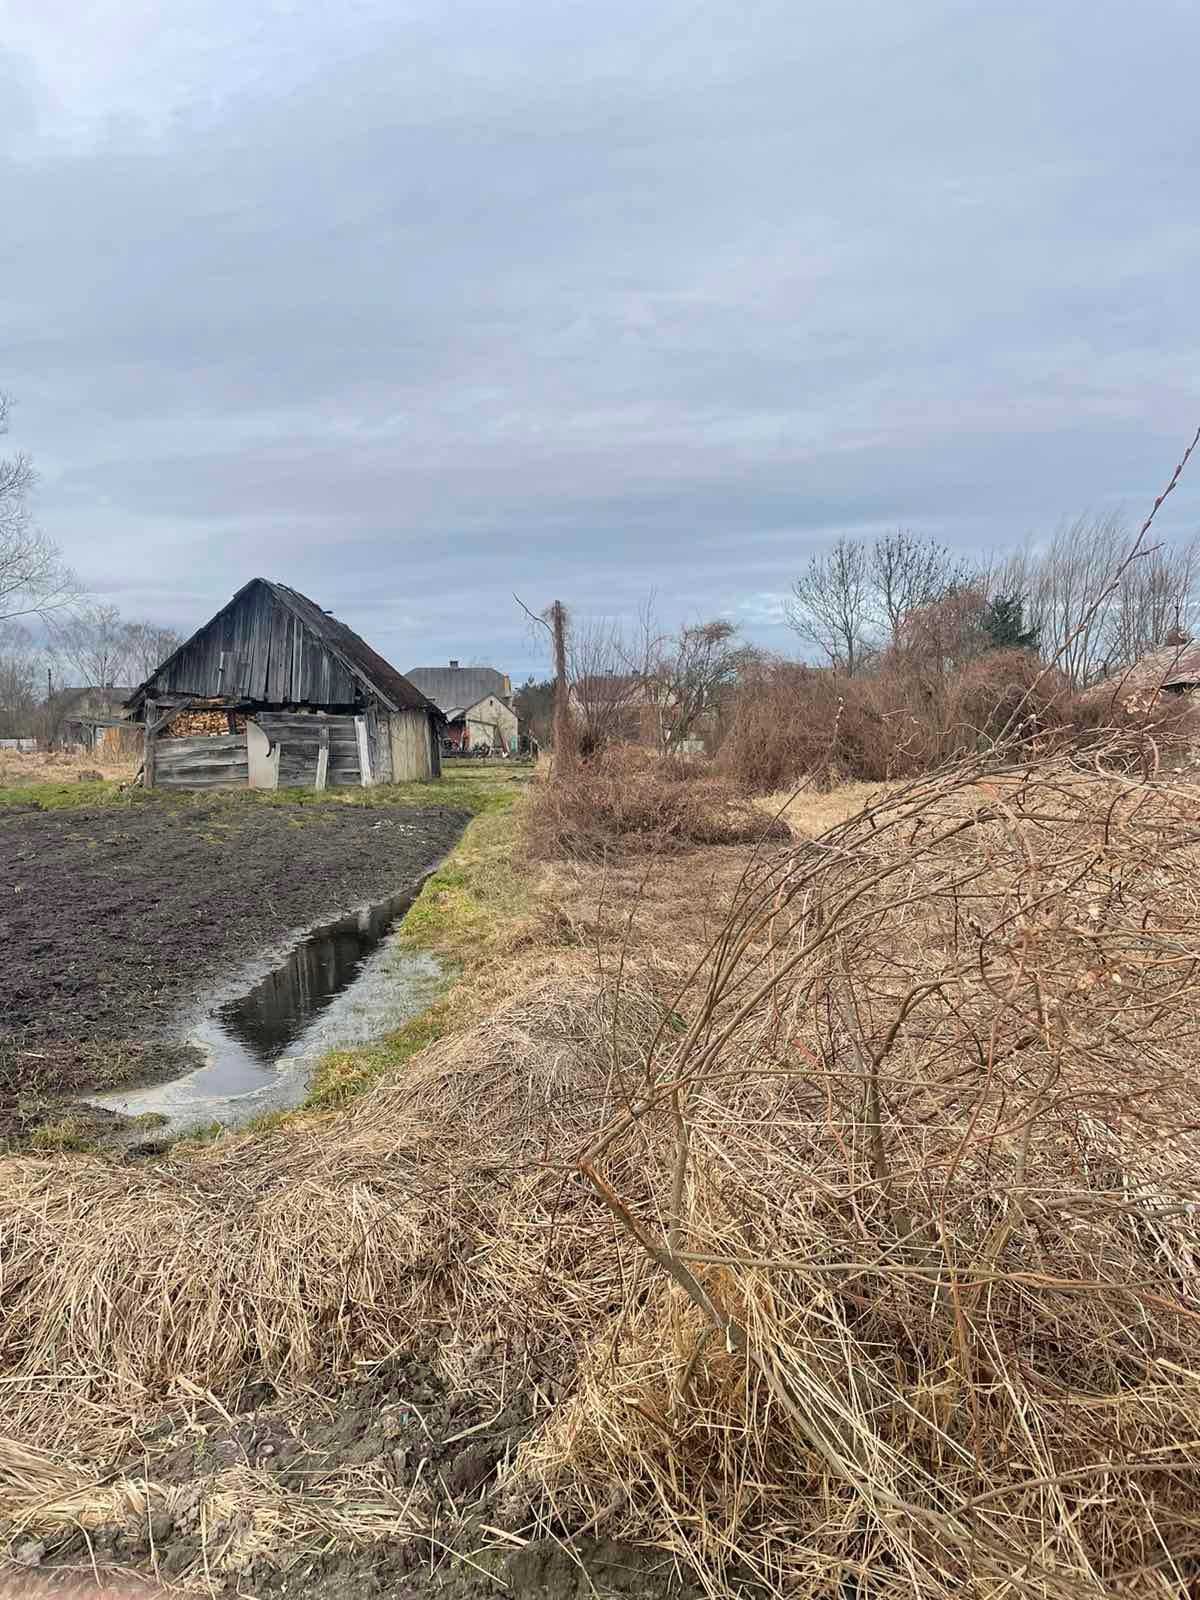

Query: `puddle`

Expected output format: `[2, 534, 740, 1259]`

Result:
[88, 890, 444, 1133]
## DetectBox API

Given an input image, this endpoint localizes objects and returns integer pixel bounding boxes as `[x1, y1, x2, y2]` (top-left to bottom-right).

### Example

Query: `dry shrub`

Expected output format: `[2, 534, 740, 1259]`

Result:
[717, 649, 1200, 796]
[718, 652, 1070, 792]
[544, 745, 1200, 1596]
[0, 973, 664, 1467]
[528, 742, 785, 859]
[0, 746, 135, 787]
[1047, 681, 1200, 773]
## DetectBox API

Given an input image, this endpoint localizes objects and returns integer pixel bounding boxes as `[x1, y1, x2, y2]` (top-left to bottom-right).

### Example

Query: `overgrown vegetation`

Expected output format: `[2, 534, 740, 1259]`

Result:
[8, 456, 1200, 1595]
[715, 648, 1198, 792]
[7, 736, 1200, 1600]
[526, 742, 788, 858]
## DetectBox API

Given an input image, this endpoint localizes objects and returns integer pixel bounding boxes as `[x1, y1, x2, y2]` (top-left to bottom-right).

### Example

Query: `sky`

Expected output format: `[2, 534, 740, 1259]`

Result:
[3, 0, 1200, 682]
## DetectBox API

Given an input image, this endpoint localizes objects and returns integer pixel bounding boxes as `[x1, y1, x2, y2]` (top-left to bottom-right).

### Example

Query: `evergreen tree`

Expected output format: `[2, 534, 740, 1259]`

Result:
[983, 593, 1038, 651]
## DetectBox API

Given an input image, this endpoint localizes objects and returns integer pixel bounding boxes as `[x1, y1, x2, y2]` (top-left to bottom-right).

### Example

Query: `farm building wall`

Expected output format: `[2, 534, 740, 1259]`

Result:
[387, 709, 438, 781]
[154, 708, 439, 790]
[152, 584, 361, 705]
[463, 694, 518, 753]
[157, 712, 363, 791]
[156, 734, 249, 790]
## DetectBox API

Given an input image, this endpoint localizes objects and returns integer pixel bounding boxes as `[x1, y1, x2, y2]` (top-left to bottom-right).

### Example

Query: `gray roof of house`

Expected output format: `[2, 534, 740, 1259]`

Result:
[405, 665, 509, 713]
[57, 686, 136, 714]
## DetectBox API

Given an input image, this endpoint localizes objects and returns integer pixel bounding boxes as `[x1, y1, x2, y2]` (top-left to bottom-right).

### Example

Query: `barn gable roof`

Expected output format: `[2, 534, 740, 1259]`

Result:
[126, 580, 439, 716]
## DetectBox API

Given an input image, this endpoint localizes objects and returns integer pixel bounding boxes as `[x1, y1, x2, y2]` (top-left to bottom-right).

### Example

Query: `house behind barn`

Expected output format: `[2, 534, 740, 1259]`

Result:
[126, 579, 443, 790]
[52, 686, 138, 756]
[406, 661, 519, 754]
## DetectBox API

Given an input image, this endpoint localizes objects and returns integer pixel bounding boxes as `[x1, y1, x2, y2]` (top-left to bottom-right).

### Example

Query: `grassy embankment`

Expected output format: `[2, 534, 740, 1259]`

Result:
[300, 768, 530, 1112]
[0, 759, 523, 816]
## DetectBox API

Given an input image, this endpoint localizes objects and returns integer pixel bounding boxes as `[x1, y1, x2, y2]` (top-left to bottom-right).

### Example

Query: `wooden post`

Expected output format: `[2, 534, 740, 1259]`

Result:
[355, 715, 373, 786]
[143, 699, 157, 790]
[315, 724, 329, 791]
[551, 599, 575, 772]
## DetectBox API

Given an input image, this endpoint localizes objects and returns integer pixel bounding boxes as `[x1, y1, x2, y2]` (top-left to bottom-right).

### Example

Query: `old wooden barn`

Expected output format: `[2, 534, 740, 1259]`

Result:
[125, 580, 444, 790]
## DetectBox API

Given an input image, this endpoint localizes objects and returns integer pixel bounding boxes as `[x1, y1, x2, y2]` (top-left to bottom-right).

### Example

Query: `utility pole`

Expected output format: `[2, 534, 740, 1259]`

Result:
[512, 591, 575, 769]
[551, 599, 574, 772]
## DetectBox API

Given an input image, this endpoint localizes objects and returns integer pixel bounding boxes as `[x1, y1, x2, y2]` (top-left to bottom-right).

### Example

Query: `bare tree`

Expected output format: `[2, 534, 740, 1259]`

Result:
[50, 606, 182, 689]
[1020, 513, 1128, 687]
[567, 613, 660, 752]
[0, 393, 79, 624]
[1009, 514, 1200, 686]
[657, 619, 754, 751]
[869, 530, 975, 646]
[1106, 533, 1200, 667]
[0, 622, 40, 737]
[892, 585, 991, 678]
[51, 603, 129, 687]
[121, 620, 183, 684]
[786, 535, 872, 673]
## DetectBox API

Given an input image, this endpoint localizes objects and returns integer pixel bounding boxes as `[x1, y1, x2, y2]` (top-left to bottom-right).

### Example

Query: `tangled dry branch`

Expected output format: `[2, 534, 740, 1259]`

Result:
[562, 744, 1200, 1595]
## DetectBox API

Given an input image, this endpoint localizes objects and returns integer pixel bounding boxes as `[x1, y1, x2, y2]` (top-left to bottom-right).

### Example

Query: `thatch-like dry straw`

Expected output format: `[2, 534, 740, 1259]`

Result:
[4, 740, 1200, 1597]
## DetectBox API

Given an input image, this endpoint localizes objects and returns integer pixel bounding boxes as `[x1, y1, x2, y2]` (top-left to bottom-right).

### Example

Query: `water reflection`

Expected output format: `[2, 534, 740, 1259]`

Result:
[85, 889, 444, 1132]
[218, 898, 407, 1062]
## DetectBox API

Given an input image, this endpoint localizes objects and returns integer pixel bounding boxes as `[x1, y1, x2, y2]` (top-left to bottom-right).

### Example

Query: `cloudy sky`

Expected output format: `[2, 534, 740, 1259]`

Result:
[4, 0, 1199, 680]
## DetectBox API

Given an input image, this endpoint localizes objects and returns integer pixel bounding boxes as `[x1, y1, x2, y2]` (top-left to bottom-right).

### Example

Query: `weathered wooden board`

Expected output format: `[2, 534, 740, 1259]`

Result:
[387, 709, 436, 781]
[156, 733, 249, 790]
[148, 587, 361, 706]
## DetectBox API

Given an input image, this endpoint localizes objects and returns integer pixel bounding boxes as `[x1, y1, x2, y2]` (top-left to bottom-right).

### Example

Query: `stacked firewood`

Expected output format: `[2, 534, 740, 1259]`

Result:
[162, 708, 248, 738]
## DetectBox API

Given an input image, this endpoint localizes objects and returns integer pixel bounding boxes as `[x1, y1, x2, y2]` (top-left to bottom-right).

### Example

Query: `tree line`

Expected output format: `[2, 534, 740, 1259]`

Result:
[517, 511, 1199, 763]
[0, 393, 182, 738]
[786, 522, 1198, 686]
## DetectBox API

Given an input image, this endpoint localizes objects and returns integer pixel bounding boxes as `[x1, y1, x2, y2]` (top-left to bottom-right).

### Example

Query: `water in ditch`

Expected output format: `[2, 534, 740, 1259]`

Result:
[88, 890, 444, 1133]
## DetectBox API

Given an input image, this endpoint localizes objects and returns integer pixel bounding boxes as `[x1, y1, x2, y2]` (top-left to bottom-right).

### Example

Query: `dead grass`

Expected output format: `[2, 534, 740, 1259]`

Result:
[5, 755, 1200, 1597]
[0, 747, 136, 786]
[755, 777, 897, 834]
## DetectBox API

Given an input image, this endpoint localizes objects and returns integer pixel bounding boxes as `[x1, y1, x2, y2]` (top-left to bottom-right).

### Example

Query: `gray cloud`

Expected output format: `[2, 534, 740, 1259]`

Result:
[4, 0, 1200, 680]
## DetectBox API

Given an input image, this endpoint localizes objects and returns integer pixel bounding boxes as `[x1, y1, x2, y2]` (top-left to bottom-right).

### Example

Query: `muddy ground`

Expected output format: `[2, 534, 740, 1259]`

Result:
[0, 795, 467, 1145]
[12, 1357, 694, 1598]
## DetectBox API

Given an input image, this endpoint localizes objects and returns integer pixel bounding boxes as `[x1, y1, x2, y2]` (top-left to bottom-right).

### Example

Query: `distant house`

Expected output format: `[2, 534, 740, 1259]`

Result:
[125, 579, 443, 790]
[53, 686, 138, 755]
[568, 672, 673, 749]
[406, 661, 519, 754]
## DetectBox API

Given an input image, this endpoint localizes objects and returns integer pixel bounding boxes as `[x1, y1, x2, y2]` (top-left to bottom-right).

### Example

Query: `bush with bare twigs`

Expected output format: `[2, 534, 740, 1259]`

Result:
[527, 742, 786, 859]
[718, 648, 1200, 792]
[556, 741, 1200, 1596]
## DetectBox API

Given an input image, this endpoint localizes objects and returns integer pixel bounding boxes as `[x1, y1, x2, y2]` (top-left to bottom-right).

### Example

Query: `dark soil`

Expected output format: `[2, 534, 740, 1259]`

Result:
[0, 795, 467, 1145]
[28, 1358, 694, 1599]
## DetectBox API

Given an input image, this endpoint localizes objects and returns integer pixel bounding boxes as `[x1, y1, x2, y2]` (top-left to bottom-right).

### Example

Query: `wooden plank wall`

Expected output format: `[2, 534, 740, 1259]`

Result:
[388, 710, 436, 780]
[255, 713, 361, 787]
[155, 734, 249, 790]
[154, 583, 360, 705]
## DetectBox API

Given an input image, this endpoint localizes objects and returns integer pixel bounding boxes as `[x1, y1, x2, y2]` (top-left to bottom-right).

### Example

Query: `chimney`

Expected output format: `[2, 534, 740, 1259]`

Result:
[449, 659, 459, 669]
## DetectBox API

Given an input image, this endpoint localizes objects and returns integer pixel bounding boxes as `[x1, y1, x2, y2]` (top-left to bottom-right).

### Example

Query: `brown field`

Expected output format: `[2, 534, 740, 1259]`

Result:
[755, 776, 897, 832]
[0, 746, 136, 787]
